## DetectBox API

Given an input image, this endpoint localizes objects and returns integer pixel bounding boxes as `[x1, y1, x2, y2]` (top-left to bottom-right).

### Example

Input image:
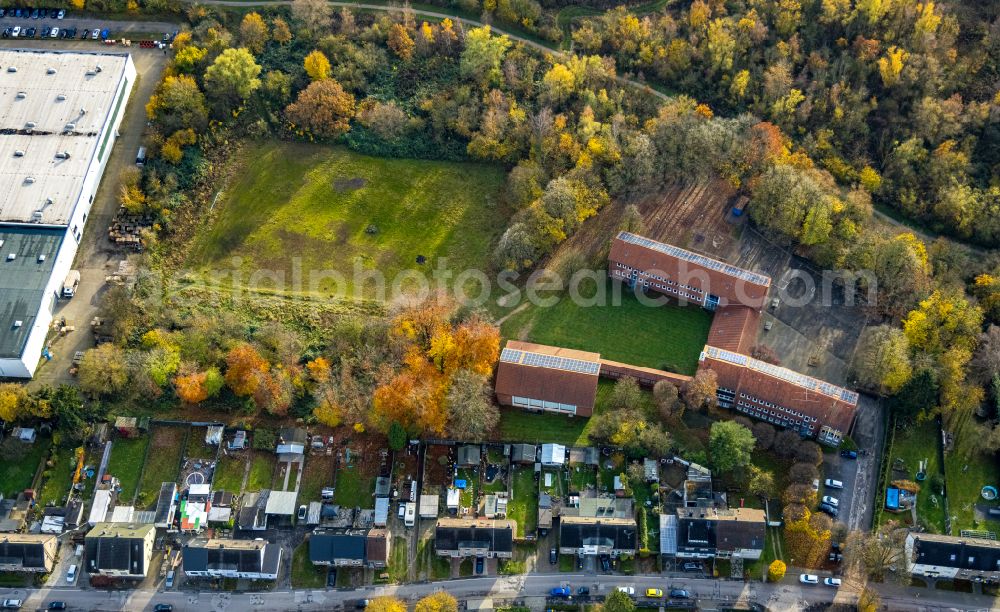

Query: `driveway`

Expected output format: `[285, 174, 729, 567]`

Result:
[8, 37, 170, 388]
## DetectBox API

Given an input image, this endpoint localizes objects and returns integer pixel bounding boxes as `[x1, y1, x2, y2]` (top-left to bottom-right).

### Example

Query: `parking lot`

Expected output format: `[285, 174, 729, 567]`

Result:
[0, 10, 177, 41]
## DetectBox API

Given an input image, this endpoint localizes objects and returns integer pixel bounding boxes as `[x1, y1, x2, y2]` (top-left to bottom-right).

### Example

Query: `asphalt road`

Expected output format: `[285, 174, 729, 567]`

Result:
[3, 573, 999, 612]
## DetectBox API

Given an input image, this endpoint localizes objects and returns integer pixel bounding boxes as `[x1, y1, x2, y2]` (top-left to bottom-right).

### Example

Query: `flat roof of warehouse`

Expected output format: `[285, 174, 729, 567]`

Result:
[0, 225, 63, 358]
[0, 49, 129, 225]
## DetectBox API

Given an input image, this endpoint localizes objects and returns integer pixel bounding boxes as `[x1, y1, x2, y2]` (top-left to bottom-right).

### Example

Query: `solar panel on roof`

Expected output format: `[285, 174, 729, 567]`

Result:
[499, 348, 524, 364]
[704, 344, 859, 405]
[618, 232, 771, 287]
[519, 351, 600, 375]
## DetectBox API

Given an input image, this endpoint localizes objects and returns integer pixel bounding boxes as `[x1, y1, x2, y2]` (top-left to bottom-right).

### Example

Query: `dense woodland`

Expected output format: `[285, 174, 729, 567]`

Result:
[2, 1, 1000, 489]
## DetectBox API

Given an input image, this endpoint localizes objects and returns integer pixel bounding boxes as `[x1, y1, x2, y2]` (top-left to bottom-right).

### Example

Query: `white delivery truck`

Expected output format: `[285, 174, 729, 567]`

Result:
[62, 270, 80, 298]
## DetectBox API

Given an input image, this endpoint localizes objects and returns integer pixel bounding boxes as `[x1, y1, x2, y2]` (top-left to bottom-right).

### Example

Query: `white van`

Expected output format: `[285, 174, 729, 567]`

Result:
[66, 564, 77, 583]
[404, 502, 415, 527]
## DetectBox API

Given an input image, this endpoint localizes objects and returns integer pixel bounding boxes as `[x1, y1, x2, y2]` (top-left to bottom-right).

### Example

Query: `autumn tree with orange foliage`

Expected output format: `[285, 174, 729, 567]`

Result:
[224, 343, 269, 398]
[372, 297, 500, 437]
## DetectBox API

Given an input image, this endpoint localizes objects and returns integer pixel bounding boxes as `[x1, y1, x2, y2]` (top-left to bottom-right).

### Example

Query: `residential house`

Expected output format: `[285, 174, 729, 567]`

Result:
[906, 533, 1000, 584]
[668, 507, 767, 561]
[0, 533, 57, 573]
[434, 518, 515, 559]
[84, 523, 155, 580]
[494, 341, 601, 417]
[310, 529, 389, 569]
[182, 538, 281, 581]
[559, 516, 637, 558]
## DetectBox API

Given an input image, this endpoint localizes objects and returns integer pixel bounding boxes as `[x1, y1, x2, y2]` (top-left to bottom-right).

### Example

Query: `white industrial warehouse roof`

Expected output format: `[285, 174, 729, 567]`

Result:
[0, 49, 129, 225]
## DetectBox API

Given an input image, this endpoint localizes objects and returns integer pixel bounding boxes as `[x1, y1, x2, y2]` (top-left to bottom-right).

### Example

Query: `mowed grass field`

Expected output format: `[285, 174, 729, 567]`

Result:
[188, 142, 507, 298]
[500, 279, 712, 375]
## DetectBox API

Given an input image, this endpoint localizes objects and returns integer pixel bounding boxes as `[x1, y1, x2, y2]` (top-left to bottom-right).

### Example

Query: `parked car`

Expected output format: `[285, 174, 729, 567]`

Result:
[840, 450, 858, 459]
[25, 27, 35, 37]
[822, 496, 839, 507]
[91, 28, 100, 39]
[828, 552, 843, 563]
[824, 577, 842, 587]
[1, 601, 21, 610]
[47, 604, 66, 611]
[100, 28, 109, 39]
[600, 555, 610, 572]
[549, 587, 571, 598]
[297, 505, 307, 520]
[57, 9, 66, 19]
[49, 27, 58, 38]
[616, 586, 635, 596]
[475, 556, 484, 575]
[66, 564, 77, 583]
[153, 606, 173, 612]
[682, 561, 702, 572]
[811, 478, 820, 492]
[165, 570, 174, 588]
[41, 25, 49, 36]
[11, 26, 20, 37]
[799, 574, 819, 585]
[30, 8, 38, 18]
[577, 587, 590, 596]
[825, 479, 844, 489]
[819, 503, 839, 517]
[549, 548, 557, 564]
[669, 589, 690, 599]
[2, 28, 10, 38]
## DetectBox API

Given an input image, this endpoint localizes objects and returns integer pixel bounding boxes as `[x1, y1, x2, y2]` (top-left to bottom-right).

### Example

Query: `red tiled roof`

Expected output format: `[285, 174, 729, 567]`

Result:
[707, 306, 759, 354]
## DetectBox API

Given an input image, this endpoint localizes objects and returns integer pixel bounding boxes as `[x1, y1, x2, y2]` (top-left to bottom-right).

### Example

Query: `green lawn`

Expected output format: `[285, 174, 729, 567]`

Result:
[185, 427, 218, 459]
[508, 467, 538, 537]
[247, 453, 276, 492]
[300, 455, 335, 503]
[946, 448, 1000, 533]
[106, 436, 149, 502]
[137, 427, 185, 508]
[291, 541, 327, 588]
[458, 468, 478, 508]
[0, 437, 51, 498]
[213, 453, 247, 493]
[877, 419, 945, 532]
[500, 278, 712, 374]
[498, 380, 652, 445]
[570, 465, 597, 492]
[334, 464, 375, 507]
[38, 446, 76, 507]
[188, 141, 507, 298]
[389, 537, 409, 582]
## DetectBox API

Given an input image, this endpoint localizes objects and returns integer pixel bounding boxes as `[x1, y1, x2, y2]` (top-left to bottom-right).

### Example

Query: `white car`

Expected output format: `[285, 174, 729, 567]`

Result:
[811, 478, 819, 492]
[57, 9, 66, 19]
[66, 563, 77, 583]
[91, 28, 100, 40]
[1, 600, 21, 610]
[11, 26, 20, 38]
[49, 27, 58, 38]
[825, 479, 844, 489]
[822, 496, 839, 507]
[616, 586, 635, 596]
[799, 574, 819, 584]
[824, 577, 842, 587]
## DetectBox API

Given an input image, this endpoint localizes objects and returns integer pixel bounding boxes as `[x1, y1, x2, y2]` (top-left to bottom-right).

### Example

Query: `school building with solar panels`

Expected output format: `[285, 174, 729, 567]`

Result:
[495, 231, 859, 446]
[0, 49, 135, 378]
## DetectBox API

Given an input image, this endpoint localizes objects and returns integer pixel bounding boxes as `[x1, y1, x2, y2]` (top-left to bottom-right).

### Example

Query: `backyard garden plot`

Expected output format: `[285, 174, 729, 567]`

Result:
[106, 435, 149, 502]
[185, 426, 219, 460]
[212, 452, 247, 493]
[0, 436, 50, 498]
[38, 446, 76, 507]
[188, 142, 508, 298]
[137, 426, 186, 507]
[877, 420, 945, 531]
[246, 452, 276, 492]
[300, 454, 335, 503]
[334, 461, 377, 508]
[507, 467, 538, 537]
